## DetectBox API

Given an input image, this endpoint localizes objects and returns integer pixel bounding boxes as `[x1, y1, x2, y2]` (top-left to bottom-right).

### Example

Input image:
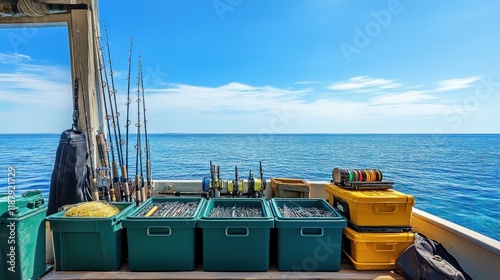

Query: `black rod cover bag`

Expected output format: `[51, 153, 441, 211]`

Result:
[47, 129, 92, 215]
[396, 232, 473, 280]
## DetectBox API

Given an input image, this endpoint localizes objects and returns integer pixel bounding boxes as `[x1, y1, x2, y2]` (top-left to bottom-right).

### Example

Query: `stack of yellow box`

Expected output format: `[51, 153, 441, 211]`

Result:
[325, 177, 415, 270]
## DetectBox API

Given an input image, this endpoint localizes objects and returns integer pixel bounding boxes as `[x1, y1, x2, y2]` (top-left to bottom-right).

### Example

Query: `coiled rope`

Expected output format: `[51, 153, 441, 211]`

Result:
[63, 201, 120, 218]
[17, 0, 49, 17]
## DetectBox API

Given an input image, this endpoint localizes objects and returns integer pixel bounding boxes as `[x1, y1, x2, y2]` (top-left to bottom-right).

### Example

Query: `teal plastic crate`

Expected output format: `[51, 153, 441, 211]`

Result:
[123, 197, 205, 271]
[0, 190, 49, 280]
[46, 202, 135, 271]
[198, 198, 274, 272]
[270, 198, 347, 271]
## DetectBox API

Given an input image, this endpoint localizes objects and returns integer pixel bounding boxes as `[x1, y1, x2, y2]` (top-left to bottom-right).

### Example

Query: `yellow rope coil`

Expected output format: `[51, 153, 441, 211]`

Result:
[63, 201, 120, 218]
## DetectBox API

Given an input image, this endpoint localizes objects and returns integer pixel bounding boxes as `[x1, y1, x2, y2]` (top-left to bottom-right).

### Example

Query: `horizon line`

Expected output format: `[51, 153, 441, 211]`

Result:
[1, 132, 499, 135]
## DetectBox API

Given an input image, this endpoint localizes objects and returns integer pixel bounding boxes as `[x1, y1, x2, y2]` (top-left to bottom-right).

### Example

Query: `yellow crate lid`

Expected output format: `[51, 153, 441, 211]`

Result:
[325, 184, 415, 205]
[343, 226, 415, 242]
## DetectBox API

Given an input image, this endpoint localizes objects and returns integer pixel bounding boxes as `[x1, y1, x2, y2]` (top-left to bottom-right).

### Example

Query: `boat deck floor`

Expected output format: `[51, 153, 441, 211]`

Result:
[41, 255, 407, 280]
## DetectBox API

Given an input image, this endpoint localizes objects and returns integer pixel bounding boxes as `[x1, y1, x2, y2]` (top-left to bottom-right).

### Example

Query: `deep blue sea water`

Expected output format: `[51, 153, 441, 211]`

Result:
[1, 133, 499, 241]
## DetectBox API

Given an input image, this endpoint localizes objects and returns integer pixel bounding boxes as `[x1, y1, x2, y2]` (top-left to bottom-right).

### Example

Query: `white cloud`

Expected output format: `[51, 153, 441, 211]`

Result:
[110, 69, 128, 79]
[371, 90, 434, 104]
[295, 80, 321, 85]
[141, 79, 473, 133]
[219, 82, 256, 91]
[0, 57, 72, 133]
[434, 76, 481, 92]
[0, 53, 31, 64]
[0, 68, 70, 105]
[0, 58, 496, 133]
[327, 76, 401, 91]
[146, 82, 307, 113]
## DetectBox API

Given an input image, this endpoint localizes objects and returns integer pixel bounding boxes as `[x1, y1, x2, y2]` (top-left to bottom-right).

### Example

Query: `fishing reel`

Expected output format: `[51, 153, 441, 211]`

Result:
[96, 167, 112, 202]
[227, 166, 244, 197]
[202, 161, 223, 198]
[247, 161, 266, 198]
[202, 161, 267, 198]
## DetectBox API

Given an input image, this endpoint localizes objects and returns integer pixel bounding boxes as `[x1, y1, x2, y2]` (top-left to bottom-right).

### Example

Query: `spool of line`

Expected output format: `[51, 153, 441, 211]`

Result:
[357, 170, 363, 181]
[333, 168, 348, 184]
[227, 181, 234, 192]
[364, 170, 369, 181]
[370, 170, 377, 181]
[333, 167, 384, 184]
[202, 177, 210, 192]
[254, 178, 262, 191]
[367, 170, 373, 182]
[348, 170, 355, 181]
[365, 170, 371, 182]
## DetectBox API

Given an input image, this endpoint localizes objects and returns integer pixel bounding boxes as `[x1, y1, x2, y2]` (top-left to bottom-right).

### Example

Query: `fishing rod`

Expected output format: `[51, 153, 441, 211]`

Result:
[125, 37, 133, 176]
[139, 54, 152, 198]
[210, 161, 216, 198]
[104, 24, 131, 202]
[229, 165, 243, 197]
[95, 27, 122, 202]
[94, 34, 119, 202]
[138, 54, 147, 202]
[74, 29, 98, 201]
[216, 165, 222, 198]
[234, 165, 239, 197]
[93, 59, 112, 202]
[95, 133, 113, 201]
[134, 53, 144, 206]
[259, 161, 266, 192]
[95, 134, 109, 168]
[247, 162, 265, 198]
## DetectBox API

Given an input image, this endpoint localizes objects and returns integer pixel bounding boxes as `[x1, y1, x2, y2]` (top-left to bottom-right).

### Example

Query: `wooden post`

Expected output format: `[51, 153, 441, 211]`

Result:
[68, 9, 102, 173]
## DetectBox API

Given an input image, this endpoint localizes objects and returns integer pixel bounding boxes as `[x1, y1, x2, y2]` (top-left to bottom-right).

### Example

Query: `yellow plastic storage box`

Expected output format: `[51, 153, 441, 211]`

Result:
[325, 184, 414, 227]
[342, 226, 414, 270]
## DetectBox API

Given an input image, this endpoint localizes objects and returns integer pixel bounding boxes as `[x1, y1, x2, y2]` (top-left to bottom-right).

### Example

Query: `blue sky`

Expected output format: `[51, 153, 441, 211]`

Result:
[0, 0, 499, 133]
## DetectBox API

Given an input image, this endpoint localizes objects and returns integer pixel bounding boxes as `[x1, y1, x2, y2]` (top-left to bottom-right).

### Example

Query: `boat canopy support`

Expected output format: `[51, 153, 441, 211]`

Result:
[0, 1, 105, 171]
[68, 8, 101, 151]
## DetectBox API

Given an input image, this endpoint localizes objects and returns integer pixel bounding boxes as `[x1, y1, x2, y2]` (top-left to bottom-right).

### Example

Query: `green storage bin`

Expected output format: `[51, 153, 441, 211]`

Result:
[123, 197, 205, 271]
[198, 198, 274, 272]
[0, 190, 49, 280]
[46, 202, 134, 271]
[270, 198, 347, 271]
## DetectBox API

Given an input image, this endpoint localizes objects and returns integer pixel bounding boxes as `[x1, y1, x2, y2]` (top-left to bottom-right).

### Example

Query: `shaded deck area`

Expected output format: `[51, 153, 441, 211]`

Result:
[41, 255, 406, 280]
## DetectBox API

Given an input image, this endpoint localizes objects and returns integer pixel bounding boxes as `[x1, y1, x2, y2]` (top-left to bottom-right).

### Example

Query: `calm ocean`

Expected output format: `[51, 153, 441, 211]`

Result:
[1, 133, 499, 241]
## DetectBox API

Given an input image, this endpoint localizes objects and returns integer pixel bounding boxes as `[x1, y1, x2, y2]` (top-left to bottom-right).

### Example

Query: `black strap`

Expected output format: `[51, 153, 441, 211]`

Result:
[72, 77, 79, 131]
